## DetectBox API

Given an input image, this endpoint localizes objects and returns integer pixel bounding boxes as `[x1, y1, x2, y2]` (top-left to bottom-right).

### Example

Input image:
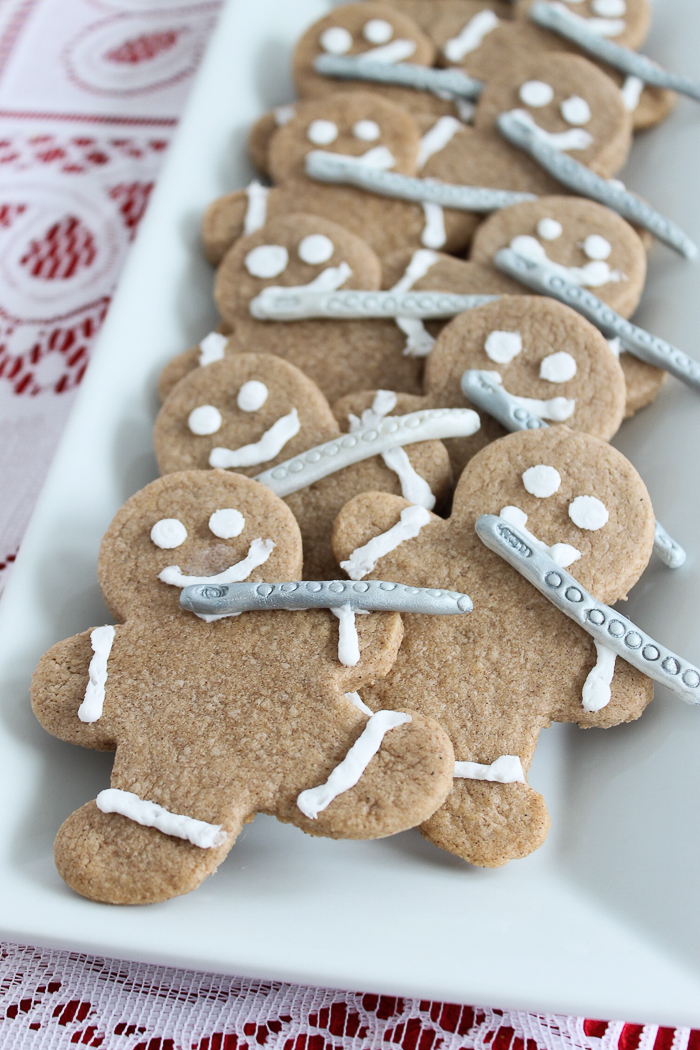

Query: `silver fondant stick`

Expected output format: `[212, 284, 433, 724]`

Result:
[250, 286, 499, 321]
[305, 151, 537, 212]
[476, 514, 699, 702]
[313, 53, 483, 100]
[496, 111, 698, 260]
[462, 369, 686, 570]
[253, 408, 481, 498]
[494, 247, 700, 392]
[180, 579, 473, 617]
[530, 2, 700, 103]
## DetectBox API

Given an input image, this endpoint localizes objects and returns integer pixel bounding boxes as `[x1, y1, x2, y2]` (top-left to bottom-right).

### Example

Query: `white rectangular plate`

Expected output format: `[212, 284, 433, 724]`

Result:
[1, 0, 700, 1026]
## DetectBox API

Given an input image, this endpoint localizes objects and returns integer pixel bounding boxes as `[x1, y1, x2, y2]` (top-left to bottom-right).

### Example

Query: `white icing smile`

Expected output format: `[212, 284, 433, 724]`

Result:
[313, 144, 396, 170]
[209, 408, 301, 469]
[483, 370, 575, 421]
[357, 38, 417, 64]
[507, 109, 593, 152]
[159, 537, 275, 589]
[510, 235, 624, 287]
[499, 506, 582, 568]
[551, 0, 626, 36]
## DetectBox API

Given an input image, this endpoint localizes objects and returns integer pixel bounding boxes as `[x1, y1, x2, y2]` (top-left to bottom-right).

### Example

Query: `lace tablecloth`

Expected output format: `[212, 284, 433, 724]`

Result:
[0, 1, 697, 1046]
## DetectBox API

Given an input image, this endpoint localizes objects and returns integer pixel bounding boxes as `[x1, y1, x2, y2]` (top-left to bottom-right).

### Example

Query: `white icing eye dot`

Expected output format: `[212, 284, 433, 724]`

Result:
[298, 233, 335, 265]
[583, 234, 612, 260]
[540, 351, 577, 383]
[519, 80, 554, 107]
[484, 330, 523, 364]
[319, 26, 353, 54]
[363, 18, 393, 44]
[537, 217, 563, 241]
[561, 95, 592, 125]
[274, 104, 296, 126]
[353, 119, 381, 142]
[244, 244, 289, 279]
[209, 508, 245, 539]
[188, 404, 222, 435]
[523, 465, 562, 499]
[237, 380, 269, 412]
[592, 0, 626, 15]
[151, 518, 187, 549]
[569, 495, 609, 531]
[307, 119, 339, 146]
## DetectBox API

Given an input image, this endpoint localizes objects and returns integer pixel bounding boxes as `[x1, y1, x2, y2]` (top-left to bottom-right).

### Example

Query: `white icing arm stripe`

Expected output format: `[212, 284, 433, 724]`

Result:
[209, 409, 300, 468]
[243, 180, 269, 235]
[96, 789, 226, 849]
[529, 2, 700, 102]
[454, 756, 525, 783]
[254, 409, 481, 499]
[341, 505, 431, 581]
[306, 151, 536, 213]
[395, 317, 436, 358]
[78, 625, 115, 724]
[297, 711, 412, 819]
[313, 53, 483, 100]
[345, 690, 373, 716]
[417, 117, 462, 170]
[159, 538, 275, 588]
[444, 10, 500, 62]
[476, 513, 700, 706]
[582, 640, 616, 713]
[250, 286, 499, 321]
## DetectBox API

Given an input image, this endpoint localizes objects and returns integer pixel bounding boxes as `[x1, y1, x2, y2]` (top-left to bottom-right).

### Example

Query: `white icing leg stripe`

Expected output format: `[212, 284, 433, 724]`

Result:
[243, 180, 269, 235]
[421, 202, 447, 249]
[621, 75, 644, 112]
[159, 537, 275, 588]
[332, 605, 364, 667]
[78, 625, 115, 724]
[297, 711, 412, 819]
[417, 116, 462, 170]
[209, 409, 300, 469]
[381, 446, 435, 509]
[454, 756, 526, 783]
[396, 317, 436, 358]
[582, 639, 616, 712]
[198, 332, 228, 366]
[391, 249, 440, 294]
[96, 789, 226, 849]
[341, 505, 431, 581]
[443, 10, 501, 62]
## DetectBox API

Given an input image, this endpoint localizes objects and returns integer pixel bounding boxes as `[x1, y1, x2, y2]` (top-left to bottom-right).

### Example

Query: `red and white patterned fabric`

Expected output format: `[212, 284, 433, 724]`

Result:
[0, 1, 697, 1046]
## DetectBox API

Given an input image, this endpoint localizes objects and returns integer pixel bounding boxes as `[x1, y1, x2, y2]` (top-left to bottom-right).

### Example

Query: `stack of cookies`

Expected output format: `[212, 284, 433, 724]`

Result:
[31, 0, 700, 905]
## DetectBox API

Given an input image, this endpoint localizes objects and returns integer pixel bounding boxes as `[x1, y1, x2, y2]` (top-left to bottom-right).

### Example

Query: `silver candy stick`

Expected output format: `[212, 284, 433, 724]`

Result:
[476, 514, 699, 703]
[313, 54, 483, 100]
[494, 247, 700, 393]
[250, 286, 499, 321]
[253, 408, 481, 498]
[462, 369, 686, 569]
[180, 579, 473, 618]
[496, 111, 698, 260]
[530, 2, 700, 103]
[306, 151, 537, 212]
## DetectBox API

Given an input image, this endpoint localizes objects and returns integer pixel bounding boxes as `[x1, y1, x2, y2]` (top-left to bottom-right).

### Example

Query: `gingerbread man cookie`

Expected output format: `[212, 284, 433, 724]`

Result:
[332, 426, 656, 867]
[154, 353, 458, 578]
[31, 470, 456, 904]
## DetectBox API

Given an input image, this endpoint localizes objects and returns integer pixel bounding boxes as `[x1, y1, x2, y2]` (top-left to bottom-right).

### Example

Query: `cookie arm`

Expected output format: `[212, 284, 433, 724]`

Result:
[31, 628, 118, 750]
[553, 642, 654, 729]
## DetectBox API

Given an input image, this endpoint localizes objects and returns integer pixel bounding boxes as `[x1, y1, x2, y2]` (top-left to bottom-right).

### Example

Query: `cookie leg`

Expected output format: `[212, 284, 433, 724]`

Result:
[54, 802, 233, 904]
[420, 779, 551, 868]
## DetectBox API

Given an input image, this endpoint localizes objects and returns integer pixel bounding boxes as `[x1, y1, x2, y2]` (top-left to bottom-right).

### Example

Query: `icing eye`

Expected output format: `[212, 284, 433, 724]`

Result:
[522, 465, 562, 499]
[298, 233, 335, 265]
[244, 244, 289, 278]
[188, 404, 222, 435]
[273, 104, 296, 126]
[561, 95, 592, 126]
[319, 26, 352, 54]
[519, 80, 554, 107]
[537, 217, 563, 241]
[583, 234, 612, 260]
[363, 18, 393, 44]
[569, 495, 609, 531]
[307, 119, 339, 145]
[209, 508, 245, 539]
[353, 119, 381, 141]
[592, 0, 626, 14]
[540, 351, 577, 383]
[151, 518, 187, 549]
[237, 380, 269, 412]
[484, 330, 522, 364]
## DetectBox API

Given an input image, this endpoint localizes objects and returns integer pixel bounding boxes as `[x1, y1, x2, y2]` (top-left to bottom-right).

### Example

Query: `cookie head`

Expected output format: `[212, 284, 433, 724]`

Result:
[515, 0, 651, 50]
[214, 212, 381, 330]
[154, 354, 338, 477]
[293, 3, 435, 102]
[453, 427, 655, 602]
[474, 53, 632, 177]
[470, 195, 647, 319]
[97, 472, 302, 621]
